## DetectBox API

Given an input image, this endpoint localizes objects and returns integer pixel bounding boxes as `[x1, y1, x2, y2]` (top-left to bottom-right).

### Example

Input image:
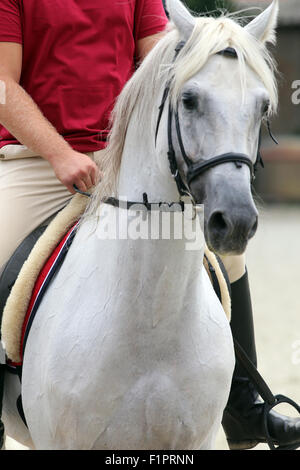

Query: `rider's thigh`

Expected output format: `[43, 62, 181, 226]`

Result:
[219, 253, 246, 284]
[0, 157, 72, 274]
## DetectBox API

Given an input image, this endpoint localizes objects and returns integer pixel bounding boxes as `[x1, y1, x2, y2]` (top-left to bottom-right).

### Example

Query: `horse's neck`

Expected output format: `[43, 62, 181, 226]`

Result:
[116, 233, 205, 326]
[99, 111, 205, 322]
[117, 110, 179, 203]
[93, 205, 205, 326]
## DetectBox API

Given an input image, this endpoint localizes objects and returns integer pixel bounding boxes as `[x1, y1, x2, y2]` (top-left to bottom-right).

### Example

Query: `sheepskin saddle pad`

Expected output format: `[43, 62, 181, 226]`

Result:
[0, 196, 231, 368]
[0, 194, 88, 366]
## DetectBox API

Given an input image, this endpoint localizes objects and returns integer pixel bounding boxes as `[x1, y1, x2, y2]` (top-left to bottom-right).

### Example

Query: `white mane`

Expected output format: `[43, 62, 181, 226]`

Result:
[87, 12, 278, 216]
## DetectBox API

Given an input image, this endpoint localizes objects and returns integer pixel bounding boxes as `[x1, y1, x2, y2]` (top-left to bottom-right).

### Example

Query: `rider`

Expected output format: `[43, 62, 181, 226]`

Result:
[0, 0, 168, 449]
[0, 0, 299, 451]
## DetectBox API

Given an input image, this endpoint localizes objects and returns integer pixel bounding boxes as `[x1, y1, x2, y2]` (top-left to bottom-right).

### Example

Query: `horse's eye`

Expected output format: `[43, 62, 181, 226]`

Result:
[182, 93, 198, 111]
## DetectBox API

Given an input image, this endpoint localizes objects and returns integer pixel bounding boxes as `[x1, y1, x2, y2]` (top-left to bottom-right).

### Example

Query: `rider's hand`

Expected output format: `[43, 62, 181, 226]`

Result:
[49, 150, 102, 194]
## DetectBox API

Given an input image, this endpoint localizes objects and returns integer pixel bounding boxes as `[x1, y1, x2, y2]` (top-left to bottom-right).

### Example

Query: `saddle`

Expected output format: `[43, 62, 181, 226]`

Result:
[0, 225, 48, 328]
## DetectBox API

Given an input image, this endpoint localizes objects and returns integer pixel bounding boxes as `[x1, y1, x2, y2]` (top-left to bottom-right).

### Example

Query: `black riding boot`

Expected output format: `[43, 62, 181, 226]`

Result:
[222, 271, 300, 450]
[0, 364, 4, 449]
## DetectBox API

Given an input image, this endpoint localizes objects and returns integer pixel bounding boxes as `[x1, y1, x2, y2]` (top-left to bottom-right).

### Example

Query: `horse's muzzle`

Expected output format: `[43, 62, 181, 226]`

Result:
[206, 208, 258, 255]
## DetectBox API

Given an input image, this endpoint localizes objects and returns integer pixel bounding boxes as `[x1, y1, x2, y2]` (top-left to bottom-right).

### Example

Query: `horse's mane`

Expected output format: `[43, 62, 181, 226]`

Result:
[87, 12, 278, 215]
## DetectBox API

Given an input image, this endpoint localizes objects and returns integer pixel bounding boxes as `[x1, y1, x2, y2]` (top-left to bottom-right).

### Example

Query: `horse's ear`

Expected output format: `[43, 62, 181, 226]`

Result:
[166, 0, 196, 41]
[244, 0, 279, 45]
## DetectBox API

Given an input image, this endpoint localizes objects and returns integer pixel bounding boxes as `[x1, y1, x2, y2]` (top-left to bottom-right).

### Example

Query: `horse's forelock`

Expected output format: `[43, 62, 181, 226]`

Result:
[170, 15, 278, 111]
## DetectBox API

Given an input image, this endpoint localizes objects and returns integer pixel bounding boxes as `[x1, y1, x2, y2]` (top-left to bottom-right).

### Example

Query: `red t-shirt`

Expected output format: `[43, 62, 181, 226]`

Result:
[0, 0, 168, 151]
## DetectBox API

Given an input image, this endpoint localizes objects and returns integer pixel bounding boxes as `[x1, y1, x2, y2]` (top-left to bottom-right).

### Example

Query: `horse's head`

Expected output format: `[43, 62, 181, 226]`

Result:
[162, 0, 279, 255]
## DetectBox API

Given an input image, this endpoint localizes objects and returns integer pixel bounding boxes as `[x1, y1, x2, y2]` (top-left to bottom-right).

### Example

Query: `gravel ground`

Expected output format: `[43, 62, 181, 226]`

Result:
[5, 204, 300, 451]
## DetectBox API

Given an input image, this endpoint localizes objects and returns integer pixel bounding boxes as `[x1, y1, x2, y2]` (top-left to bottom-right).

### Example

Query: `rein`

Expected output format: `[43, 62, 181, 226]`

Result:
[73, 187, 186, 212]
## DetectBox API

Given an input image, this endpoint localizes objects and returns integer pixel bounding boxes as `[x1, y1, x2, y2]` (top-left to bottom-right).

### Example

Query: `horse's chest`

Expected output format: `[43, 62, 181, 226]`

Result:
[90, 359, 230, 449]
[89, 317, 232, 448]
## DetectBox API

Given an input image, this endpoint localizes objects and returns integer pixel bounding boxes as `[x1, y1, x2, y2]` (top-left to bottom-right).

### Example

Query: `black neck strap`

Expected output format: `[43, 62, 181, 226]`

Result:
[104, 193, 185, 212]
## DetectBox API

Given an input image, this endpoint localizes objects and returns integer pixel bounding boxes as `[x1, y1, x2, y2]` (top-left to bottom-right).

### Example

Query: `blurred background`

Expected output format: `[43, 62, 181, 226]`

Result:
[163, 0, 300, 451]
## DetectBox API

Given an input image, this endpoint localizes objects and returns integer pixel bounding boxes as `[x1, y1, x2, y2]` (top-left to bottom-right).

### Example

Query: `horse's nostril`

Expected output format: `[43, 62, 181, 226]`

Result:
[208, 211, 229, 234]
[249, 216, 258, 239]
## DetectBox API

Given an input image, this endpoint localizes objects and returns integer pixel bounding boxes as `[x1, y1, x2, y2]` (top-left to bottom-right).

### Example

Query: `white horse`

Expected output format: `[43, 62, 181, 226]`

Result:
[3, 0, 278, 450]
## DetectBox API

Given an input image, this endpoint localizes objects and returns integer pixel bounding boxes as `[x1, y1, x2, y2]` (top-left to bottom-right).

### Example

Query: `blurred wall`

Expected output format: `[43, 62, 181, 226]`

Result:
[232, 1, 300, 200]
[162, 0, 300, 200]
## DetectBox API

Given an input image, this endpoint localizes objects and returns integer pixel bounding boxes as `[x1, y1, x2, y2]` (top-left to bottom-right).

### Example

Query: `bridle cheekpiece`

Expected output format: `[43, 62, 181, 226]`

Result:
[154, 42, 271, 200]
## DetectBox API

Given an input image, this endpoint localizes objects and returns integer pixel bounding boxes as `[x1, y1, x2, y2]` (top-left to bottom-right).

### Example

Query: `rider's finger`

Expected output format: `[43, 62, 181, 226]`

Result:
[84, 174, 93, 190]
[67, 184, 76, 194]
[91, 167, 101, 186]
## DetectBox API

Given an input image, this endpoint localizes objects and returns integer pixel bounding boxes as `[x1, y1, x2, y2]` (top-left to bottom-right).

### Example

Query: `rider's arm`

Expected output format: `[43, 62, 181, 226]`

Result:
[0, 42, 100, 194]
[134, 0, 168, 61]
[136, 31, 167, 60]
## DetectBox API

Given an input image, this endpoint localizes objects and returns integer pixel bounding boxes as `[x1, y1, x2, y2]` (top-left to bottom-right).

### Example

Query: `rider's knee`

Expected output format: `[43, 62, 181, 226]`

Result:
[219, 253, 246, 284]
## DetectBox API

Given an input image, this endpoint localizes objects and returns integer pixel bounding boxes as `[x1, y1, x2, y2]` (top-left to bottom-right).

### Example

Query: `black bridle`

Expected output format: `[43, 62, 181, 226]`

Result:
[155, 42, 277, 199]
[77, 42, 277, 207]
